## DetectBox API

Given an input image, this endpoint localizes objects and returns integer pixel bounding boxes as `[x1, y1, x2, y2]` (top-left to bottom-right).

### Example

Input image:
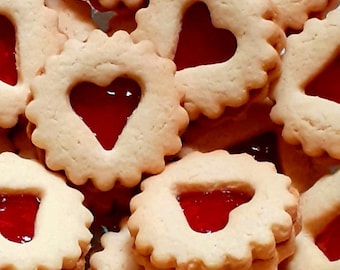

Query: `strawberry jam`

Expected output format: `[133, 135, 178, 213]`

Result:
[315, 214, 340, 261]
[305, 54, 340, 104]
[70, 77, 141, 150]
[174, 2, 237, 71]
[227, 132, 282, 172]
[0, 194, 40, 243]
[0, 15, 17, 86]
[177, 189, 252, 233]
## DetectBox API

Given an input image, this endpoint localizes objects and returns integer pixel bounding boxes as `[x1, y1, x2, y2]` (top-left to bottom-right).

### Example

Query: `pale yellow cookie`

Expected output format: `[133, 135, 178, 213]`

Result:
[0, 152, 93, 269]
[131, 0, 285, 120]
[25, 29, 189, 191]
[0, 0, 66, 128]
[128, 150, 299, 270]
[89, 222, 142, 270]
[269, 6, 340, 159]
[281, 169, 340, 270]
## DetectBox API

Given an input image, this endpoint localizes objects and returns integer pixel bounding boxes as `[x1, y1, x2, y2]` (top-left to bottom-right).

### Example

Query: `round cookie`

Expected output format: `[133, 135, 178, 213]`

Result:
[269, 5, 340, 159]
[128, 150, 300, 270]
[281, 169, 340, 270]
[131, 0, 285, 119]
[25, 29, 189, 191]
[0, 0, 66, 128]
[0, 152, 93, 269]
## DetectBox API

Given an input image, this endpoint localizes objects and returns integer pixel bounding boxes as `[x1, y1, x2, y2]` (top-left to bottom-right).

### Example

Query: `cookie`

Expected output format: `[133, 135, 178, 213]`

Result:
[128, 150, 300, 269]
[0, 0, 66, 128]
[0, 152, 93, 269]
[131, 0, 285, 120]
[281, 169, 340, 270]
[89, 220, 142, 270]
[179, 99, 340, 193]
[270, 0, 332, 30]
[45, 0, 97, 41]
[25, 29, 189, 191]
[269, 5, 340, 159]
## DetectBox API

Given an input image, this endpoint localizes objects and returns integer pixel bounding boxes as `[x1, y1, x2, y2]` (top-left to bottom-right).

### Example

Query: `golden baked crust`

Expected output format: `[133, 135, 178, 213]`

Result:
[26, 29, 189, 191]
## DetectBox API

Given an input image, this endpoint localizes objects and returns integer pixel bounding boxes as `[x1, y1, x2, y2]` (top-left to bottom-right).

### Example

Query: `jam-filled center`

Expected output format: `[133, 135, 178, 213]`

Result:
[177, 189, 252, 233]
[0, 194, 40, 243]
[305, 54, 340, 104]
[0, 15, 18, 86]
[315, 214, 340, 261]
[70, 77, 141, 150]
[174, 2, 237, 71]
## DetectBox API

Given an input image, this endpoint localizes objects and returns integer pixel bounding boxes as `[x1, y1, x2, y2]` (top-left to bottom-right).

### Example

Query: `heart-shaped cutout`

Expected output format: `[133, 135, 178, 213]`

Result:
[315, 214, 340, 261]
[70, 77, 141, 150]
[0, 194, 40, 243]
[0, 15, 18, 86]
[174, 2, 237, 71]
[177, 189, 252, 233]
[305, 54, 340, 104]
[227, 132, 281, 172]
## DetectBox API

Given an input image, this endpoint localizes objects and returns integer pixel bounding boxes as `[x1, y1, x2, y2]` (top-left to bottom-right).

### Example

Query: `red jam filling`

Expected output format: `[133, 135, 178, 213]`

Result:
[70, 77, 141, 150]
[0, 15, 17, 86]
[177, 189, 252, 233]
[305, 54, 340, 104]
[0, 194, 40, 243]
[315, 214, 340, 261]
[227, 132, 282, 173]
[174, 2, 237, 71]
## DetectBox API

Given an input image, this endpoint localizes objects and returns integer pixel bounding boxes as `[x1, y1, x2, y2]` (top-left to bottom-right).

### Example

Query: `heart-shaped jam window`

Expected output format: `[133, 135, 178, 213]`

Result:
[227, 132, 282, 173]
[177, 189, 253, 233]
[0, 194, 40, 243]
[174, 1, 237, 71]
[315, 214, 340, 261]
[305, 54, 340, 104]
[0, 15, 18, 86]
[70, 77, 141, 150]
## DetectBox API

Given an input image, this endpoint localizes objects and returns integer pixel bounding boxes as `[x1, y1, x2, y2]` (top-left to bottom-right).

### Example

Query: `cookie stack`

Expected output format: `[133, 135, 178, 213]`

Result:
[0, 0, 339, 269]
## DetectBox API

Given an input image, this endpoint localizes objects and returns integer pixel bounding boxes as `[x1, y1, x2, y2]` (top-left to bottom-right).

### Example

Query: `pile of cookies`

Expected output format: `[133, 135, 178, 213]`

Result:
[0, 0, 339, 269]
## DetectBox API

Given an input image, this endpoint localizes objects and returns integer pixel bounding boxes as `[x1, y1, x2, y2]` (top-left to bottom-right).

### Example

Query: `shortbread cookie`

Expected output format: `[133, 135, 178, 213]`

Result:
[25, 29, 189, 191]
[131, 0, 285, 119]
[281, 169, 340, 270]
[0, 152, 93, 269]
[45, 0, 97, 41]
[89, 221, 142, 270]
[0, 0, 66, 128]
[128, 150, 299, 270]
[180, 99, 340, 193]
[269, 6, 340, 159]
[270, 0, 331, 30]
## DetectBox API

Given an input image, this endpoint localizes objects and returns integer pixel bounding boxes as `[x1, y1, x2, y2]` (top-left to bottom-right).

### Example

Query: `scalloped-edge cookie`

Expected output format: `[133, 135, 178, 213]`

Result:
[128, 150, 300, 270]
[0, 152, 93, 269]
[281, 169, 340, 270]
[269, 6, 340, 159]
[25, 29, 189, 191]
[131, 0, 285, 119]
[89, 221, 142, 270]
[179, 99, 340, 194]
[0, 0, 66, 128]
[271, 0, 331, 30]
[45, 0, 97, 41]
